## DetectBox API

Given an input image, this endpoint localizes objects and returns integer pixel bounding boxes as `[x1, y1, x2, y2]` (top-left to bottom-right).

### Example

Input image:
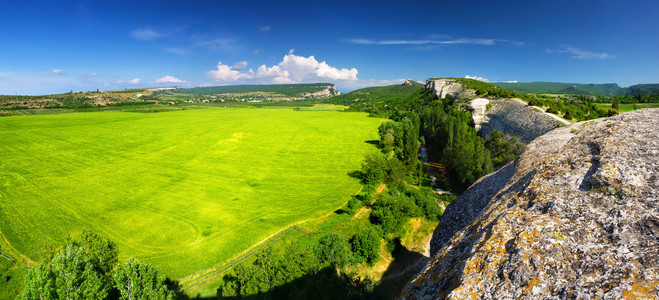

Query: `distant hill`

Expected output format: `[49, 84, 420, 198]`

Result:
[326, 79, 424, 105]
[492, 81, 623, 96]
[174, 83, 339, 99]
[625, 84, 659, 96]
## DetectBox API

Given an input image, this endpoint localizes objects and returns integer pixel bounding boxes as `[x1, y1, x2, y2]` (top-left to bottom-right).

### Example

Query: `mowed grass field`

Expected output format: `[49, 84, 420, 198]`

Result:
[0, 107, 384, 278]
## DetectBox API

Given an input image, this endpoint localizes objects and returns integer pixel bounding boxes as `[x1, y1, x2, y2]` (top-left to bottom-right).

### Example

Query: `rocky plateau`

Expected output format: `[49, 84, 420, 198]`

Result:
[402, 109, 659, 299]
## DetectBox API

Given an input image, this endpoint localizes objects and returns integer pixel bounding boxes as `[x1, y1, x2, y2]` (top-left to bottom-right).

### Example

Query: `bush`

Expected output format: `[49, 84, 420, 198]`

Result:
[370, 192, 421, 235]
[351, 226, 381, 264]
[361, 152, 388, 184]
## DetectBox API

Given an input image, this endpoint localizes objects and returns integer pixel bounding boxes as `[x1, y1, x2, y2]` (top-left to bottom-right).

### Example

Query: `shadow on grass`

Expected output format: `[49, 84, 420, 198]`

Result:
[348, 170, 365, 181]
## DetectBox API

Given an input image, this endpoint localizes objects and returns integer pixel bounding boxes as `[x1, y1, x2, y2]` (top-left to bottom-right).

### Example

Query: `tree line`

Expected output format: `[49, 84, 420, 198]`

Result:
[19, 230, 176, 300]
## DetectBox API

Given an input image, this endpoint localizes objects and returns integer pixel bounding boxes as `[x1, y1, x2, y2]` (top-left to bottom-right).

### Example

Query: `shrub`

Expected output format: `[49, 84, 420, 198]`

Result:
[351, 226, 381, 264]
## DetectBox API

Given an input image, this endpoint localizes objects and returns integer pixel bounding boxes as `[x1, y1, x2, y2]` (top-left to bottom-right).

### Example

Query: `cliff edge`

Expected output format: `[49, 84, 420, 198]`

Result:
[403, 109, 659, 299]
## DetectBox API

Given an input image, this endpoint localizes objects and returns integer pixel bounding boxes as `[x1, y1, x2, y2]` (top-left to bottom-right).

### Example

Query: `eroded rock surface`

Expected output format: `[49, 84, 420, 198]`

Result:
[403, 109, 659, 299]
[479, 99, 564, 143]
[426, 79, 475, 100]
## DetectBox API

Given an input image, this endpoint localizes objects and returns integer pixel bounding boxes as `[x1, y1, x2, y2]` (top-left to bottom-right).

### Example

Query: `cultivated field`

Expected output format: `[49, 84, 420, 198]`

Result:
[595, 102, 659, 112]
[0, 107, 384, 278]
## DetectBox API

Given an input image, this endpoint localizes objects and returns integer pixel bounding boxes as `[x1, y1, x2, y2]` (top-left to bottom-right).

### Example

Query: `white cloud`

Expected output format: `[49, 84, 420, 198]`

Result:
[156, 75, 186, 84]
[164, 47, 189, 56]
[548, 45, 613, 59]
[260, 25, 271, 32]
[130, 28, 162, 41]
[207, 62, 254, 81]
[232, 61, 248, 70]
[347, 37, 511, 46]
[465, 75, 489, 82]
[504, 80, 518, 83]
[195, 38, 237, 52]
[129, 78, 141, 84]
[84, 72, 98, 77]
[51, 69, 66, 75]
[207, 52, 358, 84]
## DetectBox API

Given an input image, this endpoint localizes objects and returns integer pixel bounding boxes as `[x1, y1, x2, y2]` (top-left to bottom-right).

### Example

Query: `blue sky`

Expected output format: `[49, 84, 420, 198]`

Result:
[1, 0, 658, 94]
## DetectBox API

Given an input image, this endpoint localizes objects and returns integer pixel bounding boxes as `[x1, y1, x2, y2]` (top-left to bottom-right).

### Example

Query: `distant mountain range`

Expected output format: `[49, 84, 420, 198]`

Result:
[492, 81, 659, 97]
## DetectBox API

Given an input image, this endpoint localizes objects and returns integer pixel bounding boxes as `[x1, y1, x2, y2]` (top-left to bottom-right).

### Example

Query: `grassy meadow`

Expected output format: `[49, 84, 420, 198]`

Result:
[0, 106, 384, 279]
[595, 102, 659, 112]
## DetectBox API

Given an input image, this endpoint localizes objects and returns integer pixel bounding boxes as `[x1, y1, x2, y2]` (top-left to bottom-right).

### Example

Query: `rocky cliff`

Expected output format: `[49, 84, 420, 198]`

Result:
[301, 84, 340, 98]
[427, 79, 565, 143]
[469, 98, 565, 143]
[402, 109, 659, 299]
[426, 79, 475, 100]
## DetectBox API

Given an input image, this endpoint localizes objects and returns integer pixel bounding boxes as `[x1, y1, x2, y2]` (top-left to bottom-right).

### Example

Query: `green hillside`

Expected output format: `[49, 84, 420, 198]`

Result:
[173, 83, 337, 97]
[492, 81, 622, 96]
[326, 80, 424, 105]
[625, 84, 659, 96]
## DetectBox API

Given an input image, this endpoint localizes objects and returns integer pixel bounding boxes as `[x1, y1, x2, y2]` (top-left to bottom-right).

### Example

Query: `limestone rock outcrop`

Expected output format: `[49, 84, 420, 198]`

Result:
[302, 84, 340, 98]
[478, 99, 565, 143]
[466, 98, 489, 131]
[426, 79, 475, 99]
[403, 109, 659, 299]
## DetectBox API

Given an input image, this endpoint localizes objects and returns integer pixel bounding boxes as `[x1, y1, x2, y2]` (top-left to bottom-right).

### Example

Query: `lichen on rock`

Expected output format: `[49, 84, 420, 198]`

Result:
[402, 109, 659, 299]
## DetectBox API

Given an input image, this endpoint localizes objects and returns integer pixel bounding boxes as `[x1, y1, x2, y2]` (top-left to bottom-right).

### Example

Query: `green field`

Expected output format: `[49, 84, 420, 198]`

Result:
[595, 103, 659, 112]
[0, 107, 384, 279]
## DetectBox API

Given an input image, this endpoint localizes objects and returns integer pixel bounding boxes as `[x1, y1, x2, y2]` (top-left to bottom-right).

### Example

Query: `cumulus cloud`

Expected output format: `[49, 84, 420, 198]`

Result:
[129, 78, 141, 84]
[504, 80, 518, 83]
[548, 45, 613, 59]
[260, 25, 271, 32]
[51, 69, 66, 75]
[207, 52, 358, 84]
[232, 61, 248, 70]
[207, 62, 254, 81]
[130, 28, 162, 41]
[156, 75, 186, 84]
[84, 72, 98, 77]
[465, 75, 489, 82]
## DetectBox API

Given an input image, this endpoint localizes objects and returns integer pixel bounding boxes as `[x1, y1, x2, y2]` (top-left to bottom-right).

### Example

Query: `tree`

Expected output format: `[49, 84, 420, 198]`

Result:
[114, 258, 173, 300]
[51, 244, 108, 300]
[380, 129, 395, 153]
[351, 226, 381, 264]
[20, 265, 56, 300]
[378, 121, 404, 153]
[314, 233, 351, 268]
[20, 230, 175, 300]
[361, 152, 387, 184]
[78, 229, 119, 284]
[612, 97, 620, 111]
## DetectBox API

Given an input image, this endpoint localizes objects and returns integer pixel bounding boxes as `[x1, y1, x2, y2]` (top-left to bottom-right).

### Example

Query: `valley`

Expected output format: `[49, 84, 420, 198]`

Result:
[1, 79, 658, 299]
[0, 106, 383, 280]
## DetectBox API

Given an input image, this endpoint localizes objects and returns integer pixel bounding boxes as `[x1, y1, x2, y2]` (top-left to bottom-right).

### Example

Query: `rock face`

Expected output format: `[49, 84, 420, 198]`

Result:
[426, 79, 475, 99]
[426, 80, 564, 142]
[466, 98, 489, 131]
[478, 99, 564, 143]
[302, 84, 340, 98]
[403, 109, 659, 299]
